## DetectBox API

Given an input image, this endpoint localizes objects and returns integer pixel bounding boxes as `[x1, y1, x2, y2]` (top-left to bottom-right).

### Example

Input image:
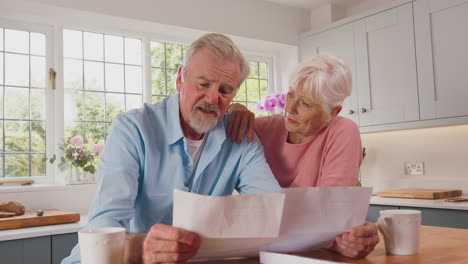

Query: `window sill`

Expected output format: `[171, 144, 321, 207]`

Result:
[0, 182, 96, 194]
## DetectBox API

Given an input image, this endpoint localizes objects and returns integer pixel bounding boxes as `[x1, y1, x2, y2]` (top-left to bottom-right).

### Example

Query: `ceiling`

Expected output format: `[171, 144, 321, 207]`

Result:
[263, 0, 371, 9]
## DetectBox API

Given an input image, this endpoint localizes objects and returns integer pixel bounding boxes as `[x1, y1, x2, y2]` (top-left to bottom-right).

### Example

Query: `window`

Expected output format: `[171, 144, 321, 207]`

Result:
[0, 20, 275, 182]
[0, 27, 48, 178]
[63, 29, 143, 145]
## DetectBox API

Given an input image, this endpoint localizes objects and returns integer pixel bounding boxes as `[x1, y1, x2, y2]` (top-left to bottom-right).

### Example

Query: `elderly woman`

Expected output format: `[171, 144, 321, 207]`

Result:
[227, 54, 379, 258]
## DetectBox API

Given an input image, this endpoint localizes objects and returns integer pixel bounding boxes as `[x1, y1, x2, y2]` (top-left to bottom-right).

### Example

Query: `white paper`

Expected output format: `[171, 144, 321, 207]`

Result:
[173, 187, 372, 260]
[260, 251, 348, 264]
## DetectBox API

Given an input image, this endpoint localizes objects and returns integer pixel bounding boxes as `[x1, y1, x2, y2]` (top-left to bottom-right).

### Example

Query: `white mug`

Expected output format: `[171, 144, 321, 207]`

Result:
[377, 209, 421, 255]
[79, 227, 126, 264]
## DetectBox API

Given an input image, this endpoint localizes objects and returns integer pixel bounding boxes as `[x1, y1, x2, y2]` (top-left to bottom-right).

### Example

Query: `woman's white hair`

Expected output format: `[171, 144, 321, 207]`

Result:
[289, 54, 352, 115]
[182, 33, 250, 88]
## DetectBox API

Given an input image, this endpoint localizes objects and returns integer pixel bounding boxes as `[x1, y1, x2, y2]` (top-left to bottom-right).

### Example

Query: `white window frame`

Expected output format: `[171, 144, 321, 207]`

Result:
[0, 18, 55, 184]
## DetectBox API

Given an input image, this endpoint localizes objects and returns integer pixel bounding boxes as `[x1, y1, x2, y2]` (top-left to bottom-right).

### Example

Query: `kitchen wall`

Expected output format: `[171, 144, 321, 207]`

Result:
[360, 124, 468, 194]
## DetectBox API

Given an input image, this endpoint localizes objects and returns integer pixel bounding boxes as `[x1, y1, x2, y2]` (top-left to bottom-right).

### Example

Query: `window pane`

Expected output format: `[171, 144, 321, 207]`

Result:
[259, 62, 267, 79]
[64, 58, 83, 89]
[166, 43, 183, 69]
[0, 122, 3, 151]
[249, 62, 259, 78]
[31, 56, 46, 88]
[0, 53, 3, 85]
[246, 79, 260, 102]
[31, 154, 46, 176]
[31, 121, 46, 152]
[64, 89, 83, 121]
[106, 93, 125, 120]
[5, 29, 29, 54]
[85, 122, 105, 145]
[105, 35, 124, 63]
[5, 121, 29, 152]
[126, 94, 142, 111]
[166, 69, 177, 95]
[30, 33, 45, 56]
[5, 53, 29, 86]
[234, 82, 247, 101]
[65, 122, 84, 142]
[125, 38, 141, 65]
[31, 89, 46, 120]
[84, 32, 103, 61]
[151, 42, 165, 68]
[105, 123, 112, 141]
[152, 68, 165, 95]
[4, 87, 29, 119]
[84, 92, 105, 121]
[6, 154, 29, 177]
[0, 28, 3, 51]
[63, 29, 83, 59]
[105, 63, 124, 92]
[0, 86, 3, 117]
[125, 65, 142, 94]
[84, 61, 104, 91]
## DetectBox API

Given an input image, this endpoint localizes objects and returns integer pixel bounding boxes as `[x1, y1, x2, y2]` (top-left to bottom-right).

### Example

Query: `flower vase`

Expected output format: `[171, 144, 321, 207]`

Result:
[71, 167, 80, 183]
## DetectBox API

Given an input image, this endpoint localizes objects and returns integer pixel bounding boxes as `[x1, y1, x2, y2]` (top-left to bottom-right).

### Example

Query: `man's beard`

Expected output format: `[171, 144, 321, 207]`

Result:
[189, 101, 221, 134]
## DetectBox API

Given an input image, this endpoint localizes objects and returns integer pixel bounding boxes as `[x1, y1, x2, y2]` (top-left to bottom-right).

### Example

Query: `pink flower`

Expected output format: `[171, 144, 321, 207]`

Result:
[256, 101, 266, 114]
[264, 96, 279, 114]
[274, 93, 286, 109]
[69, 136, 84, 147]
[92, 144, 105, 155]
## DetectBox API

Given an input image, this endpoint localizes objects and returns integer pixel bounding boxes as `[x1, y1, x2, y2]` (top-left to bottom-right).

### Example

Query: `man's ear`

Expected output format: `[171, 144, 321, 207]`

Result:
[331, 105, 342, 117]
[176, 66, 183, 92]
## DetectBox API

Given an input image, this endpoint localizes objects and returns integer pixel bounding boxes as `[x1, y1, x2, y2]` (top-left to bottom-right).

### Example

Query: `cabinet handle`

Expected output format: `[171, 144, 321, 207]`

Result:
[361, 108, 367, 113]
[348, 110, 354, 115]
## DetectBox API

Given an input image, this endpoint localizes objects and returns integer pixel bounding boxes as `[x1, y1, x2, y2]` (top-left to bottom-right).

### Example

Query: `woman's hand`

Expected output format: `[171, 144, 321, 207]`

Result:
[331, 221, 380, 259]
[226, 103, 256, 143]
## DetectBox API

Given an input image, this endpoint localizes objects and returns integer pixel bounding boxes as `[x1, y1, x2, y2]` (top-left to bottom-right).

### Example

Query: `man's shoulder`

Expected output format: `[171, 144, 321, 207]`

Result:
[116, 98, 170, 125]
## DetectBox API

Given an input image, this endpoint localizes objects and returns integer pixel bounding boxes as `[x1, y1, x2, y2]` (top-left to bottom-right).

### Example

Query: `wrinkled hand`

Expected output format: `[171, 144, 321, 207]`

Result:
[226, 103, 256, 143]
[142, 224, 201, 264]
[331, 221, 379, 259]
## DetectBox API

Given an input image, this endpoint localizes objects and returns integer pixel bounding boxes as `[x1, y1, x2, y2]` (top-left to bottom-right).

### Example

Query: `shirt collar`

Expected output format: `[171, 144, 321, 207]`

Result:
[166, 94, 228, 146]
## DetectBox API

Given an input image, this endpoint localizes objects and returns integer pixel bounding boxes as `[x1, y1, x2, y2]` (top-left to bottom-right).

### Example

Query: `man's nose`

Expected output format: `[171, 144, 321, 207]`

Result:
[204, 86, 219, 104]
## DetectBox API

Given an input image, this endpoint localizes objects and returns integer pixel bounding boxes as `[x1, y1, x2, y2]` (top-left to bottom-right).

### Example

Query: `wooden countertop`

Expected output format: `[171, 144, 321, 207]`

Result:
[197, 225, 468, 264]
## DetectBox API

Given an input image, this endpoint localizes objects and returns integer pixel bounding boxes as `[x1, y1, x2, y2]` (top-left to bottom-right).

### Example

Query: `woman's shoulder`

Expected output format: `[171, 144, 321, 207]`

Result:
[331, 116, 359, 131]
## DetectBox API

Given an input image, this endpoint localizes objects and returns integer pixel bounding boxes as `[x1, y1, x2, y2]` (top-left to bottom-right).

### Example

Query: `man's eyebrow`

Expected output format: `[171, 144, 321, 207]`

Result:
[196, 76, 213, 82]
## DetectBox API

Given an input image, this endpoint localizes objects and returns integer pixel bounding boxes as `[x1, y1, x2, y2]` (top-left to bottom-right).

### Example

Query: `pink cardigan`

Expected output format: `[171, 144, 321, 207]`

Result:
[256, 114, 362, 187]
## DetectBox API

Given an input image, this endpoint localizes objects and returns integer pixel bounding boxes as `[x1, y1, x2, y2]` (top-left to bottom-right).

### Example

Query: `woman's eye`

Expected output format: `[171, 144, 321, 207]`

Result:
[301, 101, 310, 108]
[287, 92, 292, 97]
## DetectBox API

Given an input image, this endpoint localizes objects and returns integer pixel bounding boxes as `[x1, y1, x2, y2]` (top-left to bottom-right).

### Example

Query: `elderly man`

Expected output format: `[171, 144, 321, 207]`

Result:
[62, 33, 281, 264]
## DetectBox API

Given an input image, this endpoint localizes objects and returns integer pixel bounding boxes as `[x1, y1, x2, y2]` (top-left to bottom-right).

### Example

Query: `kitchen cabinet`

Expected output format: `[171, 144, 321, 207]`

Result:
[0, 233, 77, 264]
[300, 3, 419, 127]
[367, 205, 468, 229]
[414, 0, 468, 120]
[353, 3, 419, 127]
[299, 24, 359, 125]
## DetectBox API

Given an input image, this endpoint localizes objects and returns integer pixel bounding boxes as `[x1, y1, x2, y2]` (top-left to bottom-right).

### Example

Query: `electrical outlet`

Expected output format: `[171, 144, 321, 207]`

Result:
[405, 162, 424, 175]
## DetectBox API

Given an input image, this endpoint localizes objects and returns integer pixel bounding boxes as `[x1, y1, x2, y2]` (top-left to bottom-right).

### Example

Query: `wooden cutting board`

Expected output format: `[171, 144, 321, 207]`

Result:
[0, 209, 80, 230]
[377, 188, 462, 199]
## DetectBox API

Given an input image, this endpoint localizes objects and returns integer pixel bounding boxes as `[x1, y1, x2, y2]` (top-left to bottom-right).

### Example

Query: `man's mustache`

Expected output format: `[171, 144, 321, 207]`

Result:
[193, 101, 220, 116]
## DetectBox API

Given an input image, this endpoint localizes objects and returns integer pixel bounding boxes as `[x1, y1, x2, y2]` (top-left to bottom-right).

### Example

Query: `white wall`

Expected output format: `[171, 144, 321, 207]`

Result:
[19, 0, 309, 46]
[360, 125, 468, 194]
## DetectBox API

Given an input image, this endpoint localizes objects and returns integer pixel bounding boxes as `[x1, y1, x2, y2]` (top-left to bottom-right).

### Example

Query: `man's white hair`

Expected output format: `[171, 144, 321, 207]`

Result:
[182, 33, 250, 88]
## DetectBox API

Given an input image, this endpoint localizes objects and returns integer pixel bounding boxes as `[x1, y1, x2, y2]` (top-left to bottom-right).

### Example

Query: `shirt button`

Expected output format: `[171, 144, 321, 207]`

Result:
[187, 163, 192, 168]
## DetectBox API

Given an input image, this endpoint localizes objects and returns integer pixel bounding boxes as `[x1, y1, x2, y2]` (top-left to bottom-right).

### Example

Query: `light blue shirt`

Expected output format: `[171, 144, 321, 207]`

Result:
[62, 94, 281, 263]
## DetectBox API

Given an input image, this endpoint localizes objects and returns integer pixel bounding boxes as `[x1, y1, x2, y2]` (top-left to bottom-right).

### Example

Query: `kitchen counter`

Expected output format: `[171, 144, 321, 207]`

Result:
[0, 215, 87, 242]
[370, 195, 468, 210]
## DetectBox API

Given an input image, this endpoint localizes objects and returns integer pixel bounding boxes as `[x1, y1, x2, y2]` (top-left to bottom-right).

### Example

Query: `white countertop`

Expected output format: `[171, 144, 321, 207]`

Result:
[370, 196, 468, 210]
[0, 215, 87, 242]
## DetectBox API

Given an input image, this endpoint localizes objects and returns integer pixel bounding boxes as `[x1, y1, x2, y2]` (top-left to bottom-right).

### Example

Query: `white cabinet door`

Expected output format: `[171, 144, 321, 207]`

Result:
[414, 0, 468, 119]
[354, 3, 420, 126]
[299, 24, 359, 124]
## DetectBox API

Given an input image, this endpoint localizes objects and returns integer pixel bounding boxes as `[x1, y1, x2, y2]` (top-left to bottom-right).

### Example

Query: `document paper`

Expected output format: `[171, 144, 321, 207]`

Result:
[173, 187, 372, 260]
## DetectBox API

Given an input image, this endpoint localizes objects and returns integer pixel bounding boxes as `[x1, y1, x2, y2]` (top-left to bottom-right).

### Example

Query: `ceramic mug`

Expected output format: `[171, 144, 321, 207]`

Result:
[78, 227, 126, 264]
[377, 209, 421, 255]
